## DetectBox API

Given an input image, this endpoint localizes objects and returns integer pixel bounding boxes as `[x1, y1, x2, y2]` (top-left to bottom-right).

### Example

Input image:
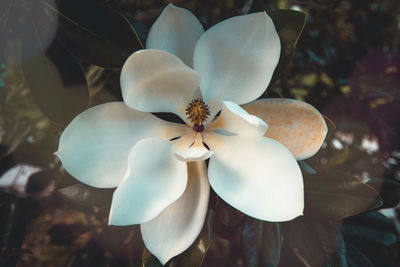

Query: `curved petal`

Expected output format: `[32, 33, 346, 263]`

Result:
[57, 102, 186, 188]
[205, 133, 303, 222]
[207, 101, 268, 137]
[120, 49, 201, 120]
[146, 4, 204, 67]
[109, 138, 188, 225]
[174, 133, 214, 162]
[141, 161, 210, 264]
[193, 12, 280, 114]
[243, 98, 328, 160]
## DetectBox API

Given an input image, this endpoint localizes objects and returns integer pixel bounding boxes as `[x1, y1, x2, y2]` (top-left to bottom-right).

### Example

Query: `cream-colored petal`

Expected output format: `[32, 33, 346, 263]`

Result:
[120, 49, 201, 121]
[242, 98, 327, 160]
[207, 101, 268, 137]
[174, 133, 213, 162]
[141, 161, 209, 264]
[109, 138, 188, 225]
[57, 102, 186, 188]
[193, 12, 280, 114]
[146, 4, 204, 67]
[205, 133, 303, 222]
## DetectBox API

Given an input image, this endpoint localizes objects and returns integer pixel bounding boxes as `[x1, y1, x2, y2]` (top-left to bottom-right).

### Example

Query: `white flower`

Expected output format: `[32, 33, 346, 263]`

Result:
[56, 4, 327, 264]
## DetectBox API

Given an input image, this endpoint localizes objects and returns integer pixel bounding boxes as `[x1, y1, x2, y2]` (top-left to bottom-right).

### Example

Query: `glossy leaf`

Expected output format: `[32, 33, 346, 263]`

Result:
[341, 211, 398, 247]
[56, 173, 113, 210]
[303, 172, 383, 220]
[242, 217, 281, 267]
[268, 9, 306, 87]
[345, 241, 374, 267]
[367, 179, 400, 209]
[216, 197, 244, 227]
[282, 218, 348, 267]
[21, 21, 89, 126]
[39, 0, 144, 68]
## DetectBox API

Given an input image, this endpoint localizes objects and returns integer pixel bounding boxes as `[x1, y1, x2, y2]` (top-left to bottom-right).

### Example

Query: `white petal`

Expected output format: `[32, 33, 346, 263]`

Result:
[120, 49, 201, 120]
[193, 12, 280, 114]
[174, 133, 214, 162]
[141, 161, 210, 264]
[207, 101, 268, 137]
[57, 102, 186, 188]
[205, 133, 303, 222]
[146, 4, 204, 67]
[109, 138, 188, 225]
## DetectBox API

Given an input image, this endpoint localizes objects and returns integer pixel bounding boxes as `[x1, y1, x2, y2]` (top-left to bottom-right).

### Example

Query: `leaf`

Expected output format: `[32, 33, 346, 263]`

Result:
[174, 210, 215, 267]
[216, 197, 244, 227]
[367, 179, 400, 209]
[282, 218, 348, 267]
[345, 241, 374, 267]
[323, 114, 336, 138]
[21, 20, 89, 126]
[298, 161, 317, 174]
[39, 0, 144, 68]
[56, 173, 113, 210]
[268, 9, 306, 87]
[341, 211, 398, 247]
[303, 172, 383, 220]
[242, 217, 281, 267]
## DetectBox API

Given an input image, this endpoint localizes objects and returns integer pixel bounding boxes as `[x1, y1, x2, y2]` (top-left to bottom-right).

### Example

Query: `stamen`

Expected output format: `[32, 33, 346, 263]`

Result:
[185, 99, 210, 132]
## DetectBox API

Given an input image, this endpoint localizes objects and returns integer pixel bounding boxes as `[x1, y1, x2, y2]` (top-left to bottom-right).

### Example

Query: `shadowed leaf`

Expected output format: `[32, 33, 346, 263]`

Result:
[39, 0, 144, 68]
[242, 217, 281, 267]
[21, 21, 89, 126]
[282, 219, 348, 267]
[268, 9, 306, 87]
[303, 172, 383, 220]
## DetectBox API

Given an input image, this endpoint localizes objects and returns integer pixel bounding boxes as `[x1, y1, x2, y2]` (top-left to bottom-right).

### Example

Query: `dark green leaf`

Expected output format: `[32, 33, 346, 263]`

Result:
[367, 179, 400, 209]
[242, 217, 281, 267]
[323, 115, 336, 138]
[174, 210, 215, 267]
[216, 197, 244, 227]
[341, 211, 398, 247]
[303, 172, 383, 220]
[282, 218, 348, 267]
[56, 173, 113, 210]
[39, 0, 144, 68]
[268, 9, 306, 87]
[21, 21, 89, 126]
[345, 241, 374, 267]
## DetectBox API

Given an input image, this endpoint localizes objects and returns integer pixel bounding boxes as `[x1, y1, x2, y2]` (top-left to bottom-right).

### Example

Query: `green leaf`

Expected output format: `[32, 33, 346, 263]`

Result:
[341, 211, 398, 247]
[242, 217, 281, 267]
[268, 9, 306, 87]
[174, 210, 215, 267]
[345, 241, 374, 267]
[56, 173, 113, 210]
[21, 21, 89, 126]
[39, 0, 144, 68]
[303, 172, 383, 220]
[282, 218, 348, 267]
[216, 197, 244, 227]
[367, 179, 400, 209]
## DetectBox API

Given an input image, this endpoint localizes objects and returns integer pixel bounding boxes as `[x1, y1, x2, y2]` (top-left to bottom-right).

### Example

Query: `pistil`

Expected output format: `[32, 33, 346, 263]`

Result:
[185, 99, 210, 132]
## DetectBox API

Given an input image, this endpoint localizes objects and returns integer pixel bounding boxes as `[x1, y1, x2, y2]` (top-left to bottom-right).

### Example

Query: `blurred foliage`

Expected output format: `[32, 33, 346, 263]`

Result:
[1, 0, 400, 266]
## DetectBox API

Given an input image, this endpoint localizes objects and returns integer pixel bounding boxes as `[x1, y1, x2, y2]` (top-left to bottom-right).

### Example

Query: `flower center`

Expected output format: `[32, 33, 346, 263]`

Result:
[185, 99, 210, 132]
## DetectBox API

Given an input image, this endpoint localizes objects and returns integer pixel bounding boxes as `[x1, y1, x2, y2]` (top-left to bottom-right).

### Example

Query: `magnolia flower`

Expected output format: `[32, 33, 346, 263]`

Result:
[56, 4, 327, 264]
